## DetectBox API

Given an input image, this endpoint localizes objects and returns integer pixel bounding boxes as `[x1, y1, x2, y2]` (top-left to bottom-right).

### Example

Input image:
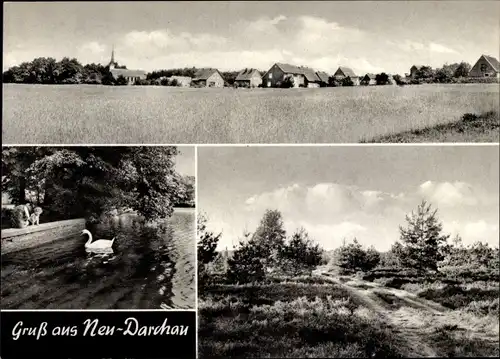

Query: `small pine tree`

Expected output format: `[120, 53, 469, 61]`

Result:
[279, 228, 323, 275]
[227, 239, 265, 284]
[397, 200, 450, 272]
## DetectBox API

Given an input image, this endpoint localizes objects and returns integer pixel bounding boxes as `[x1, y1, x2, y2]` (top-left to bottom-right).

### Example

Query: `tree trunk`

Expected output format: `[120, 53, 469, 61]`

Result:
[18, 177, 26, 203]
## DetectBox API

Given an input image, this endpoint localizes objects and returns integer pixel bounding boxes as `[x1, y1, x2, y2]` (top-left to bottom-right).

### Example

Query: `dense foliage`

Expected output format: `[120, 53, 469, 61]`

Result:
[335, 238, 381, 273]
[2, 147, 193, 223]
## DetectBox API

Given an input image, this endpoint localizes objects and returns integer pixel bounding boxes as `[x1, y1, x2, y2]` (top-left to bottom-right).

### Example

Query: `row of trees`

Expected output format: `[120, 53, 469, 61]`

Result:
[2, 147, 194, 223]
[198, 209, 325, 285]
[408, 62, 475, 84]
[1, 57, 134, 85]
[333, 201, 499, 275]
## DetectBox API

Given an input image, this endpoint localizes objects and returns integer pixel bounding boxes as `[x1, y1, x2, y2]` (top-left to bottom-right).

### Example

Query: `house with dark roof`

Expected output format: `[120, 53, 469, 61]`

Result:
[108, 47, 146, 85]
[361, 73, 377, 86]
[333, 66, 359, 85]
[234, 68, 262, 88]
[191, 68, 225, 88]
[315, 71, 330, 87]
[469, 55, 500, 78]
[262, 63, 323, 88]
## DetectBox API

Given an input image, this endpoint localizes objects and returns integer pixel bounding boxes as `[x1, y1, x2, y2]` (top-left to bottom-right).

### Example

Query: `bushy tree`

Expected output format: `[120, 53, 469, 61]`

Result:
[397, 200, 450, 272]
[115, 75, 129, 86]
[197, 213, 222, 287]
[227, 238, 266, 284]
[341, 77, 354, 86]
[3, 146, 184, 223]
[375, 73, 390, 85]
[453, 62, 471, 78]
[279, 228, 324, 275]
[251, 209, 286, 269]
[335, 238, 380, 272]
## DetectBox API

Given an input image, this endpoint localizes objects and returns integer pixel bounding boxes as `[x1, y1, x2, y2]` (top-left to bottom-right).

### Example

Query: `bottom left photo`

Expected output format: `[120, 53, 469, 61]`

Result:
[1, 145, 196, 310]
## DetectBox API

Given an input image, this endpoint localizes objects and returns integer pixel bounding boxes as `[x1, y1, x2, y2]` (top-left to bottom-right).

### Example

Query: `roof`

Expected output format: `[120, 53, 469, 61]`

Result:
[316, 71, 330, 83]
[274, 63, 321, 82]
[192, 68, 222, 81]
[335, 66, 357, 77]
[235, 68, 261, 81]
[168, 76, 192, 81]
[110, 68, 146, 77]
[481, 55, 500, 71]
[364, 73, 377, 80]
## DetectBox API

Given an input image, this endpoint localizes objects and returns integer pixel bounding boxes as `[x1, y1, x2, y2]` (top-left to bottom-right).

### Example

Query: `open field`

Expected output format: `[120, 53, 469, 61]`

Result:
[199, 272, 500, 358]
[3, 83, 498, 144]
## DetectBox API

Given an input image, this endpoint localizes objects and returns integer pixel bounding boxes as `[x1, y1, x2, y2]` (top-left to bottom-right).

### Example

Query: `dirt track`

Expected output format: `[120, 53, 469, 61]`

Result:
[315, 270, 499, 357]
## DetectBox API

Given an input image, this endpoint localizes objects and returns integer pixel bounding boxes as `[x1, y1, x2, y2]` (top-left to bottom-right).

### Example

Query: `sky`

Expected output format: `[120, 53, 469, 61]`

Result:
[4, 1, 499, 75]
[198, 145, 500, 251]
[175, 146, 195, 176]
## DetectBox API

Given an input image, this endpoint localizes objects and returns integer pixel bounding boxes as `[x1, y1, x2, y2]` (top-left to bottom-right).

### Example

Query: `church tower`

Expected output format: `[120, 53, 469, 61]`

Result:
[109, 44, 116, 69]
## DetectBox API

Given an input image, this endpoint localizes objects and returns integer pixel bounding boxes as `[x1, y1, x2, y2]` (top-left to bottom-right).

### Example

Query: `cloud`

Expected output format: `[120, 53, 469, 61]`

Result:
[393, 40, 457, 54]
[237, 180, 497, 251]
[418, 180, 479, 207]
[429, 42, 457, 54]
[78, 41, 106, 54]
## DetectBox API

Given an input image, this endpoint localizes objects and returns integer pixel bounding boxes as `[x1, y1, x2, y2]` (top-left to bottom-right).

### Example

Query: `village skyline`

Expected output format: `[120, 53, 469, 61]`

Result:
[4, 1, 499, 75]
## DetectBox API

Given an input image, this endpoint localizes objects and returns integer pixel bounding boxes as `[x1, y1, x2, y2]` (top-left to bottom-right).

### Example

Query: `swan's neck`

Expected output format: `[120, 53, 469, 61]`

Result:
[85, 232, 93, 246]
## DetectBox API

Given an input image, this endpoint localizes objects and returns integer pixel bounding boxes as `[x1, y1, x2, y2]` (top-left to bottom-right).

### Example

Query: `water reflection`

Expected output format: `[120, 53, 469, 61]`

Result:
[1, 209, 195, 309]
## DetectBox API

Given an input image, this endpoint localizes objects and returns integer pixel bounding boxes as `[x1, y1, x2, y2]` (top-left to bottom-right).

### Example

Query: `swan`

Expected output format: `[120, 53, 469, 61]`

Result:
[82, 229, 115, 253]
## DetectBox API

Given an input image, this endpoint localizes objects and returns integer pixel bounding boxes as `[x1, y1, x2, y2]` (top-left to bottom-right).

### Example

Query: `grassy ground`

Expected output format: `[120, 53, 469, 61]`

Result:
[3, 83, 498, 144]
[365, 110, 499, 142]
[199, 272, 499, 358]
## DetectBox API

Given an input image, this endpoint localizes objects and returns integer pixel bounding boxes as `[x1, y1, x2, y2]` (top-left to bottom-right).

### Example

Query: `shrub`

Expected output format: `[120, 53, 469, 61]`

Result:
[227, 239, 266, 284]
[335, 239, 381, 273]
[341, 77, 354, 87]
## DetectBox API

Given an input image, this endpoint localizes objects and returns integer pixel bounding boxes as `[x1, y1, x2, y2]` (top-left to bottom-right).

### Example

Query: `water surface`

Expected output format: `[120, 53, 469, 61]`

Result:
[0, 209, 195, 309]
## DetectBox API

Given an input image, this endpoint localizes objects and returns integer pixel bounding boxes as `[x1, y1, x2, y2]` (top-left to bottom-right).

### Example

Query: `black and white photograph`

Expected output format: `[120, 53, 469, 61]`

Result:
[2, 1, 499, 144]
[1, 146, 196, 310]
[197, 145, 499, 358]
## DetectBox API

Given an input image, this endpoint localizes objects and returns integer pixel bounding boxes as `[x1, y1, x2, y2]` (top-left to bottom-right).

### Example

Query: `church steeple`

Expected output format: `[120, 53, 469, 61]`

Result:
[109, 44, 116, 69]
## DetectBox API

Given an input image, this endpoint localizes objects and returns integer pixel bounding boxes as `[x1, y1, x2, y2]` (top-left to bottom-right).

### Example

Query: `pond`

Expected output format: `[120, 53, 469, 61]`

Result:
[0, 209, 195, 309]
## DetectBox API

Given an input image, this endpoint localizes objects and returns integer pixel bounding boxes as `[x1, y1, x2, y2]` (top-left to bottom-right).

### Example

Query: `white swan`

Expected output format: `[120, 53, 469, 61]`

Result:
[82, 229, 115, 254]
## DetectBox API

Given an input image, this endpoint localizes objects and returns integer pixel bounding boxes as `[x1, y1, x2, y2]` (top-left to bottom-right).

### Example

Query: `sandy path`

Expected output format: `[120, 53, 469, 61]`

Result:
[314, 271, 498, 357]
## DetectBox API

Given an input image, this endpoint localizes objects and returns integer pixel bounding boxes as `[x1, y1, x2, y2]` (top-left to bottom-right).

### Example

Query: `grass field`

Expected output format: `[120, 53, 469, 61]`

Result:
[199, 272, 500, 358]
[3, 83, 498, 144]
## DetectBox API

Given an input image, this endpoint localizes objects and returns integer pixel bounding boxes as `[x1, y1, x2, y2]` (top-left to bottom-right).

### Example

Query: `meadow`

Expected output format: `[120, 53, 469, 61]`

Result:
[198, 270, 499, 358]
[3, 83, 498, 144]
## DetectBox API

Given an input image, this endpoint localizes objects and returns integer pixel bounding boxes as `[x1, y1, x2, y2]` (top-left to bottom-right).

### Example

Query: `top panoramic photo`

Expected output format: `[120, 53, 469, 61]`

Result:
[3, 1, 499, 145]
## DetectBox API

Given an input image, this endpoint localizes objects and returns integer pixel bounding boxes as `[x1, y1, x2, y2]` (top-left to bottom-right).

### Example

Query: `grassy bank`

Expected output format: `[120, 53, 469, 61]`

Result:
[364, 110, 499, 143]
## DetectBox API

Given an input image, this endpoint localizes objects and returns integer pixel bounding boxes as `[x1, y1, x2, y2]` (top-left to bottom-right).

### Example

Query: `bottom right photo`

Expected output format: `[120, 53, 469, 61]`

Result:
[196, 145, 499, 358]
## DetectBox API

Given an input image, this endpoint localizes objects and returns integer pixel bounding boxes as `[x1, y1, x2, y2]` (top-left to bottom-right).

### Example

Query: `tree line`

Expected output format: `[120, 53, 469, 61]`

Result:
[2, 147, 195, 225]
[198, 201, 499, 287]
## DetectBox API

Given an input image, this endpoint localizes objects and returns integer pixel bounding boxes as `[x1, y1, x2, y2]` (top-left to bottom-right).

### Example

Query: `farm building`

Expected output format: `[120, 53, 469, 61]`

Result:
[333, 66, 359, 85]
[167, 76, 192, 87]
[315, 71, 330, 87]
[361, 73, 377, 85]
[262, 63, 324, 88]
[108, 47, 146, 85]
[191, 68, 225, 88]
[234, 68, 262, 88]
[469, 55, 500, 78]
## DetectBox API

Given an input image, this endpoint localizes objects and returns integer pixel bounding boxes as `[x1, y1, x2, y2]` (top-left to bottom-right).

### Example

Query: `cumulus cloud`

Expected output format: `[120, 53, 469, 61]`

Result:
[418, 180, 479, 207]
[237, 180, 497, 251]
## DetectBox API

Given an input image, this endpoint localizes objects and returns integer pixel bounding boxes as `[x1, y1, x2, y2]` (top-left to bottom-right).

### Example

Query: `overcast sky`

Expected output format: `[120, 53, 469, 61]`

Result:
[175, 146, 195, 177]
[4, 1, 499, 75]
[198, 145, 499, 251]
